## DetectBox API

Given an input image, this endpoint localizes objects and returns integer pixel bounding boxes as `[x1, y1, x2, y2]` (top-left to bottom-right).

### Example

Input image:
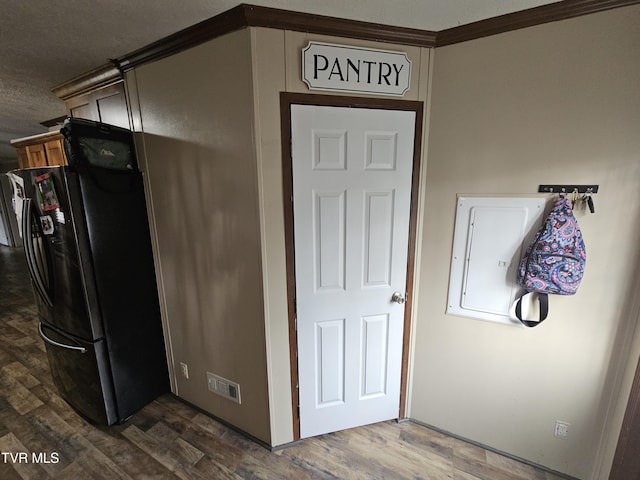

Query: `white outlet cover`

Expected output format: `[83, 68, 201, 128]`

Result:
[554, 420, 570, 438]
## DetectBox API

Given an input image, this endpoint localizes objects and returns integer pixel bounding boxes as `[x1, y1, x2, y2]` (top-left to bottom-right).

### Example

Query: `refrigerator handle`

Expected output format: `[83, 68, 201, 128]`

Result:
[38, 323, 87, 354]
[21, 199, 53, 307]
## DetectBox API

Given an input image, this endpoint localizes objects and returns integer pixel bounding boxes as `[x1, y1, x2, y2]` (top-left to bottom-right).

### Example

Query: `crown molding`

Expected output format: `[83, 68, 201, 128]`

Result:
[114, 4, 437, 72]
[436, 0, 640, 46]
[51, 63, 122, 101]
[242, 5, 436, 48]
[61, 1, 638, 90]
[115, 5, 248, 72]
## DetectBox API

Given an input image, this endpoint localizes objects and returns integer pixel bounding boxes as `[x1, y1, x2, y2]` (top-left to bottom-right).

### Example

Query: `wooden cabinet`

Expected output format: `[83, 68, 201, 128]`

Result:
[43, 137, 66, 165]
[11, 132, 67, 169]
[11, 64, 130, 170]
[25, 144, 47, 168]
[65, 83, 129, 128]
[52, 63, 130, 129]
[12, 64, 129, 170]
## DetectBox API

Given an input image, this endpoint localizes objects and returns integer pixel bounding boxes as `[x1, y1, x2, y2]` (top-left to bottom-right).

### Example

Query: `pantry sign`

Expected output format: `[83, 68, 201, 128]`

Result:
[302, 42, 411, 96]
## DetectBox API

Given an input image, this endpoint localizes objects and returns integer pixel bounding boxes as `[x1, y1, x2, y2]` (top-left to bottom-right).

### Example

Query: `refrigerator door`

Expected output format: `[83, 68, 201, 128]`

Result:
[17, 167, 104, 341]
[39, 322, 118, 425]
[78, 168, 161, 335]
[74, 161, 169, 409]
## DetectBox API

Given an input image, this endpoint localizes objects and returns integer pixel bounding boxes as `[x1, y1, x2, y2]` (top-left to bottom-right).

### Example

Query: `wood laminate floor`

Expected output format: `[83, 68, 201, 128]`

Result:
[0, 244, 569, 480]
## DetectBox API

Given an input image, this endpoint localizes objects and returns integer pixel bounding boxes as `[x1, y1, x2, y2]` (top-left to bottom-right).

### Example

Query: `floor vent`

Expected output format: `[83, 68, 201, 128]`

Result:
[206, 372, 241, 404]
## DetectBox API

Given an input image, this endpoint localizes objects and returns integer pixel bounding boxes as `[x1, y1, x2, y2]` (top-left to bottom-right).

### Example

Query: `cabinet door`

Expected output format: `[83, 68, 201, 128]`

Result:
[69, 100, 98, 121]
[26, 144, 47, 167]
[44, 139, 67, 166]
[97, 92, 129, 128]
[16, 147, 30, 169]
[66, 82, 129, 128]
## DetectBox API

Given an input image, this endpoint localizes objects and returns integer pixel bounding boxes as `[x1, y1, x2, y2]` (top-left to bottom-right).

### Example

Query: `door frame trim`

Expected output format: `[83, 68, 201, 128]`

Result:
[280, 92, 424, 440]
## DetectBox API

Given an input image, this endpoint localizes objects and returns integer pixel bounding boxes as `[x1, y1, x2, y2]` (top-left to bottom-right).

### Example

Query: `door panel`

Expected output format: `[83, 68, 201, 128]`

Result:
[315, 318, 345, 406]
[25, 168, 103, 341]
[363, 191, 394, 286]
[292, 104, 416, 438]
[361, 313, 389, 398]
[314, 190, 346, 291]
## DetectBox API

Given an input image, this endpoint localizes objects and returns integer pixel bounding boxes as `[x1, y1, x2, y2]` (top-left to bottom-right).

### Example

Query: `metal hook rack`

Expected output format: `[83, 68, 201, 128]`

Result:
[538, 185, 599, 194]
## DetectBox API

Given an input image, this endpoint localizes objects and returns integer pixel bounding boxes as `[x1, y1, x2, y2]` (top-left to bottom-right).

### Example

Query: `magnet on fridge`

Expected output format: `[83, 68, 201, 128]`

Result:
[40, 215, 54, 235]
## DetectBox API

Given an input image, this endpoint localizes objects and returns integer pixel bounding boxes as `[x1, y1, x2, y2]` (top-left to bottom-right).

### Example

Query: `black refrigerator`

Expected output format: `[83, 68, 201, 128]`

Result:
[7, 118, 169, 425]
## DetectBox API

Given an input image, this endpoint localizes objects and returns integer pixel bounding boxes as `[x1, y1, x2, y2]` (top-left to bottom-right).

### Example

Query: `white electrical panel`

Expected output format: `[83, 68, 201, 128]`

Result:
[447, 196, 545, 325]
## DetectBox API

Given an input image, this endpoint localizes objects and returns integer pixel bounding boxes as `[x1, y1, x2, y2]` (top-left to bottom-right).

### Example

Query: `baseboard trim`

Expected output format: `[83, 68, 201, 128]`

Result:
[168, 394, 274, 451]
[408, 418, 579, 480]
[162, 397, 582, 476]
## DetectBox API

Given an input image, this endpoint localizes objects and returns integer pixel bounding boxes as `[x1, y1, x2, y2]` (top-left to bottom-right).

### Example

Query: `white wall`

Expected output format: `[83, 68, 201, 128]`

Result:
[411, 6, 640, 478]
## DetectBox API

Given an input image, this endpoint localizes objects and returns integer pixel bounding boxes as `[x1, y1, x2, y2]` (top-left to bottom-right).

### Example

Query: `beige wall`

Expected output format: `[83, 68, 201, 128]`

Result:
[413, 6, 640, 479]
[127, 29, 271, 443]
[249, 27, 291, 446]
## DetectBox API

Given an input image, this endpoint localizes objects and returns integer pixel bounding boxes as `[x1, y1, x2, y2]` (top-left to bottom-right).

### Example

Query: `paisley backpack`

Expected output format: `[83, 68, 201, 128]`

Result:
[513, 196, 586, 327]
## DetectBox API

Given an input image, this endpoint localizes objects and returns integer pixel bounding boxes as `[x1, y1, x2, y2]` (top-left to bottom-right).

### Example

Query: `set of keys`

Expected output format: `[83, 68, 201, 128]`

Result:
[571, 188, 596, 213]
[538, 185, 598, 214]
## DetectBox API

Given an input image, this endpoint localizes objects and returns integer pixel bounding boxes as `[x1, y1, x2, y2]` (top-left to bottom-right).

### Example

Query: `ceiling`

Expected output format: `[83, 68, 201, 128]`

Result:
[0, 0, 561, 160]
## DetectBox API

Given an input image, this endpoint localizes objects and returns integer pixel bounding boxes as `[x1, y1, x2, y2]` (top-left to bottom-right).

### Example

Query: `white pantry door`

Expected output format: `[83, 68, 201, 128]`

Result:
[291, 104, 416, 438]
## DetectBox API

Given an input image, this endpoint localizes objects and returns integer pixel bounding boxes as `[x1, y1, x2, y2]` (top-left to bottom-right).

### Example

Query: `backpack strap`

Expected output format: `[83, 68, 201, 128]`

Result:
[514, 292, 549, 327]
